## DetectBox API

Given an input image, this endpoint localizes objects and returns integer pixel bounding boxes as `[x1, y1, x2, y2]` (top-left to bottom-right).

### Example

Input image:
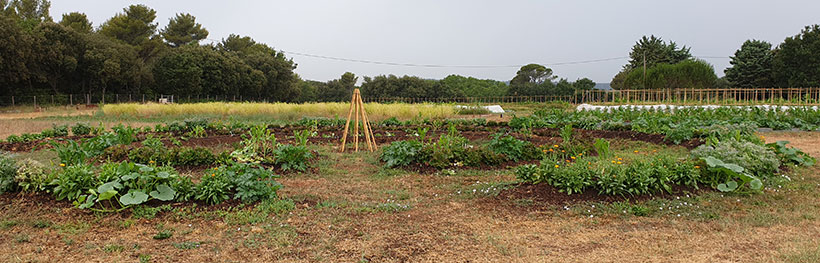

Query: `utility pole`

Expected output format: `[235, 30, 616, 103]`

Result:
[643, 51, 647, 88]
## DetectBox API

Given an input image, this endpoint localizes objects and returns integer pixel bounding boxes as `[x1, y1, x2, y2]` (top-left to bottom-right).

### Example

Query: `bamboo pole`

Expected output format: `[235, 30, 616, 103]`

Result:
[339, 90, 357, 152]
[353, 91, 360, 152]
[357, 91, 373, 152]
[359, 93, 377, 151]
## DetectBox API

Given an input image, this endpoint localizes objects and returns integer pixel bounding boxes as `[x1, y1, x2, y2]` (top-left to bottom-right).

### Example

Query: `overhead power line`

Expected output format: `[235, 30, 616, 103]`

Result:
[281, 50, 629, 68]
[202, 38, 727, 68]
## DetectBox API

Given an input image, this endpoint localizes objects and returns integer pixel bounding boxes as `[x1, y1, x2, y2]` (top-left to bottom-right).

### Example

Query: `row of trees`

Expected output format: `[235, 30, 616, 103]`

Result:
[0, 1, 297, 101]
[614, 24, 820, 90]
[725, 25, 820, 89]
[292, 70, 594, 102]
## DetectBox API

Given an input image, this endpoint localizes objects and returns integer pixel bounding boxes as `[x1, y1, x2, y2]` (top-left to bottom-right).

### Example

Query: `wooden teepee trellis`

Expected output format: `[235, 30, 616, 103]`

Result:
[340, 89, 377, 152]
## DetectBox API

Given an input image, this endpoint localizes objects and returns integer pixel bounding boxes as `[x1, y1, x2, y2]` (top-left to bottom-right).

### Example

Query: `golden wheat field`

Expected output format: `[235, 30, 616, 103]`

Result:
[102, 102, 458, 120]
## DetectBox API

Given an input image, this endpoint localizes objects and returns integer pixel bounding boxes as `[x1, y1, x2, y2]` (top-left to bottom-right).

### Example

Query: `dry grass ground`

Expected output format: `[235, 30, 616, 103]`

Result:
[2, 109, 820, 262]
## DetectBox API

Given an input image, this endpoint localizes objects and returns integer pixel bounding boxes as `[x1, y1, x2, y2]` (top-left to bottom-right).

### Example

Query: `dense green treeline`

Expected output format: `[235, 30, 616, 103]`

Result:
[613, 27, 820, 90]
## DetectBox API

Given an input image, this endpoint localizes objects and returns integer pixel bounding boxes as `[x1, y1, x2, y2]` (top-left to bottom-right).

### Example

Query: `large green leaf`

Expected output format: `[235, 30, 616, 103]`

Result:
[96, 181, 122, 193]
[717, 181, 738, 192]
[119, 191, 149, 205]
[149, 184, 176, 201]
[156, 171, 171, 179]
[749, 178, 763, 190]
[121, 172, 140, 181]
[98, 190, 118, 201]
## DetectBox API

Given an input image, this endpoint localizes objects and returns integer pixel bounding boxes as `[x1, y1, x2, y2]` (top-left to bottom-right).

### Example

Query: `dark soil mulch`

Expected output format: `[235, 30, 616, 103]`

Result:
[491, 182, 707, 208]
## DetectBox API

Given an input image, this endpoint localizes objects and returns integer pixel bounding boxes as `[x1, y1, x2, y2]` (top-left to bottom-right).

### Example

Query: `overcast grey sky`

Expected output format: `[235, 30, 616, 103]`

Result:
[52, 0, 820, 83]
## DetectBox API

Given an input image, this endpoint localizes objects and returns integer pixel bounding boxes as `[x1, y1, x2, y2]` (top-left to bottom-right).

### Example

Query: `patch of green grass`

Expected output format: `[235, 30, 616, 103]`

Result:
[0, 219, 19, 229]
[139, 254, 152, 263]
[132, 204, 173, 220]
[14, 234, 30, 243]
[153, 229, 174, 240]
[118, 219, 135, 229]
[31, 219, 52, 229]
[103, 243, 125, 253]
[383, 189, 411, 201]
[782, 244, 820, 263]
[56, 221, 91, 236]
[513, 198, 534, 207]
[222, 199, 294, 225]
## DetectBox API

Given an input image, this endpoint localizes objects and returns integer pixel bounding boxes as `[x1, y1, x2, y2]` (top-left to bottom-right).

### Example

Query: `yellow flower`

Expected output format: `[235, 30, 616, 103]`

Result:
[554, 165, 559, 168]
[59, 163, 65, 167]
[633, 150, 639, 153]
[578, 153, 583, 156]
[570, 156, 576, 160]
[553, 145, 559, 148]
[611, 160, 616, 163]
[149, 160, 155, 164]
[617, 161, 622, 165]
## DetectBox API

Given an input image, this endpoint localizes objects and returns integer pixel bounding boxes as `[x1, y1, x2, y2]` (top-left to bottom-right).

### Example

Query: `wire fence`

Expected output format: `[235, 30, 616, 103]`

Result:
[2, 88, 820, 107]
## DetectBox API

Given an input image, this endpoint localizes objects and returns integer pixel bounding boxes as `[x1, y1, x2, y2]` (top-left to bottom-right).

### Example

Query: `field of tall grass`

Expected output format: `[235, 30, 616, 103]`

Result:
[102, 102, 458, 120]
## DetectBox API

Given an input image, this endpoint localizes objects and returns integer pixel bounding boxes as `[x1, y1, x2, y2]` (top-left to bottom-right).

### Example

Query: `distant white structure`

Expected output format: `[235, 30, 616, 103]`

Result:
[455, 105, 505, 114]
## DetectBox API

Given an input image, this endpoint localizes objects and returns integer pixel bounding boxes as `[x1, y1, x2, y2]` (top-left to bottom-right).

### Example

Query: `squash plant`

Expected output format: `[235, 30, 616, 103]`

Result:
[700, 156, 762, 193]
[74, 163, 179, 212]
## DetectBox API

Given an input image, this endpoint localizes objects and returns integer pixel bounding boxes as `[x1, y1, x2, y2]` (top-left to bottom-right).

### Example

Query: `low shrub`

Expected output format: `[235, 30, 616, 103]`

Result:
[0, 153, 18, 194]
[51, 165, 96, 201]
[691, 139, 780, 178]
[195, 163, 281, 204]
[516, 153, 700, 196]
[487, 134, 538, 162]
[273, 145, 312, 172]
[381, 140, 423, 168]
[14, 159, 51, 192]
[380, 128, 541, 169]
[71, 123, 92, 136]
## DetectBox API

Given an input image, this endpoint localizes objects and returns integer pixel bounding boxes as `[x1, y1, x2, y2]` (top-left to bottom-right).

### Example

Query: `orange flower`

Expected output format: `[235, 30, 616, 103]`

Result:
[211, 173, 216, 177]
[548, 148, 554, 152]
[694, 166, 700, 169]
[561, 150, 565, 153]
[566, 160, 570, 163]
[617, 158, 623, 161]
